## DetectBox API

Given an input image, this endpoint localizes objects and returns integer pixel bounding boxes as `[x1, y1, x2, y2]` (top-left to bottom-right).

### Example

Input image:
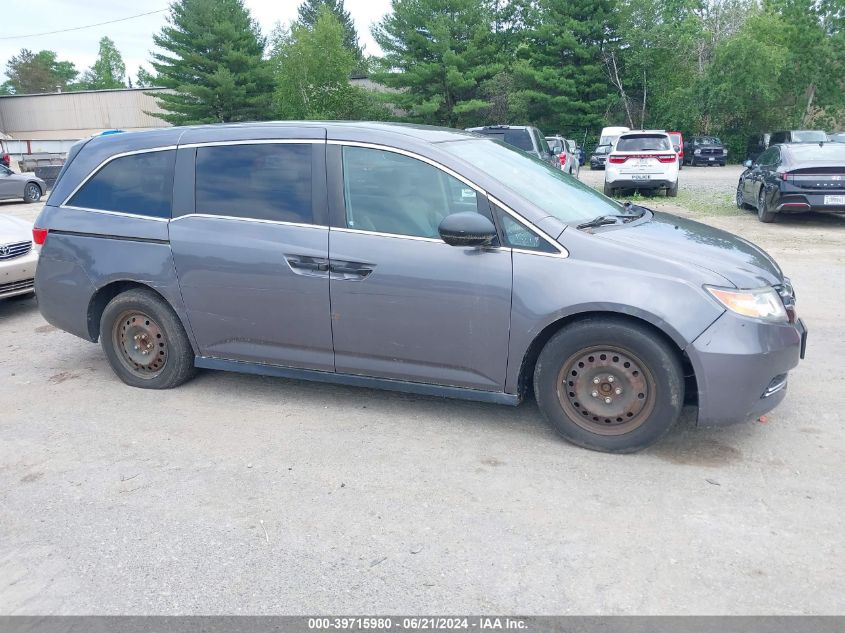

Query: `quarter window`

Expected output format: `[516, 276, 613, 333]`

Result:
[195, 144, 313, 223]
[495, 207, 558, 253]
[68, 150, 175, 218]
[341, 146, 485, 239]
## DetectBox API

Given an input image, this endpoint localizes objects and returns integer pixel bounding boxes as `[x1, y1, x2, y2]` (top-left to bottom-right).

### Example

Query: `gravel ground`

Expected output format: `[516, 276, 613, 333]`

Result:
[1, 174, 844, 615]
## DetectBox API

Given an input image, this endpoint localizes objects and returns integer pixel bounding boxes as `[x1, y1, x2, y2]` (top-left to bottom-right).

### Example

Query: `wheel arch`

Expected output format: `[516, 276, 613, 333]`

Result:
[86, 280, 171, 342]
[516, 310, 698, 405]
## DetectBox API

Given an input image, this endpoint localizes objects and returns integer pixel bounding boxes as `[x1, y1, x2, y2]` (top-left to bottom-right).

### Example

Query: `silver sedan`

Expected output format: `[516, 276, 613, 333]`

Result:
[0, 214, 38, 298]
[0, 165, 46, 204]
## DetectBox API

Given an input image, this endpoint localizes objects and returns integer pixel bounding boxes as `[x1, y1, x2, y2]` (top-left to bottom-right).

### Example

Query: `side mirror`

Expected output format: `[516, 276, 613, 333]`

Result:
[673, 145, 680, 152]
[438, 212, 497, 248]
[744, 160, 753, 168]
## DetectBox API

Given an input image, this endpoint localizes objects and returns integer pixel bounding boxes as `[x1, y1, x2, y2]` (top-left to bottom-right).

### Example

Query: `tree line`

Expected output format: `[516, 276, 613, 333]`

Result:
[2, 0, 844, 158]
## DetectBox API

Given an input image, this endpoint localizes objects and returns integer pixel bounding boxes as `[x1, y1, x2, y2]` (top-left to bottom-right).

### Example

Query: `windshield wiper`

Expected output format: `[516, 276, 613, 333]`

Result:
[577, 205, 649, 230]
[577, 215, 625, 229]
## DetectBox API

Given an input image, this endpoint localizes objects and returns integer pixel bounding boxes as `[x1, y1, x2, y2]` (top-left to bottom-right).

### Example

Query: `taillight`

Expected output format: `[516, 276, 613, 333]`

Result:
[559, 153, 566, 166]
[32, 227, 48, 245]
[608, 155, 627, 164]
[656, 154, 678, 163]
[780, 172, 791, 181]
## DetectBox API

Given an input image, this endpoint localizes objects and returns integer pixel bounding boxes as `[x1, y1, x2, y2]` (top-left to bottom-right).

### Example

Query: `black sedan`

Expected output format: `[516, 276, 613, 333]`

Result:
[736, 142, 845, 222]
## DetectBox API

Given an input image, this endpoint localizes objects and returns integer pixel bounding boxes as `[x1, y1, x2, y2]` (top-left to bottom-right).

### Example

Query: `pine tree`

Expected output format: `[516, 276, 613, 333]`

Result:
[150, 0, 272, 124]
[81, 37, 126, 89]
[297, 0, 362, 58]
[2, 49, 78, 94]
[513, 0, 618, 133]
[372, 0, 502, 127]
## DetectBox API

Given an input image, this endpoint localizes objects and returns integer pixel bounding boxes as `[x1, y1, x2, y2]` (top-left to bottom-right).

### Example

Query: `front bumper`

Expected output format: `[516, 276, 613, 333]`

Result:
[686, 312, 806, 426]
[0, 247, 38, 298]
[690, 154, 726, 165]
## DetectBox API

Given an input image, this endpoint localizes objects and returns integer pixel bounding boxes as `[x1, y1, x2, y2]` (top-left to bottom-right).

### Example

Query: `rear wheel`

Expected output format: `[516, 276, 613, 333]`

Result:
[666, 180, 678, 197]
[533, 318, 684, 453]
[23, 183, 41, 203]
[100, 288, 197, 389]
[757, 188, 776, 223]
[603, 182, 614, 197]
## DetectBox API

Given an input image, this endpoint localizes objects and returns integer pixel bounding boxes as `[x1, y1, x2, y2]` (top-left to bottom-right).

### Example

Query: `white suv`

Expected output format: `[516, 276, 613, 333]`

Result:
[604, 131, 679, 197]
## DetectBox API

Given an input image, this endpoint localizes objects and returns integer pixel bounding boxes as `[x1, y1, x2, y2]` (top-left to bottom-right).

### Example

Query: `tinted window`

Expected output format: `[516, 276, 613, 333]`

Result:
[69, 149, 175, 217]
[536, 132, 551, 155]
[195, 144, 312, 223]
[616, 135, 671, 151]
[442, 139, 624, 225]
[770, 132, 787, 144]
[342, 146, 484, 239]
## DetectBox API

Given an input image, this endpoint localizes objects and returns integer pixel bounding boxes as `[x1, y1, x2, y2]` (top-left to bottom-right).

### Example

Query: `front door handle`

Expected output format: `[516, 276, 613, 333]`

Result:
[330, 259, 375, 281]
[285, 254, 329, 276]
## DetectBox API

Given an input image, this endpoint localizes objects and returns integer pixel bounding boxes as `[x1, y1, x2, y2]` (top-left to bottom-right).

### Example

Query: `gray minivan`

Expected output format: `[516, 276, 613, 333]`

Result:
[33, 122, 807, 452]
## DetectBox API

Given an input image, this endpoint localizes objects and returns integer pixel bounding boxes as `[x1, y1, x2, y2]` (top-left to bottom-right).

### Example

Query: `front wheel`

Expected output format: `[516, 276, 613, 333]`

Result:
[736, 182, 749, 209]
[533, 318, 684, 453]
[100, 288, 197, 389]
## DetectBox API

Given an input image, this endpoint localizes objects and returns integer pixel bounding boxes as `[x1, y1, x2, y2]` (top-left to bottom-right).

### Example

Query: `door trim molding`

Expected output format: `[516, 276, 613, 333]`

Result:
[195, 356, 521, 406]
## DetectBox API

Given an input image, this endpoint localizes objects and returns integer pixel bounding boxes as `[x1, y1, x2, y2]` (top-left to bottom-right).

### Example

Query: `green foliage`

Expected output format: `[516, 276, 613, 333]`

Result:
[135, 67, 157, 88]
[271, 7, 390, 120]
[2, 49, 79, 94]
[297, 0, 362, 58]
[512, 0, 618, 133]
[80, 37, 126, 90]
[151, 0, 272, 125]
[372, 0, 502, 127]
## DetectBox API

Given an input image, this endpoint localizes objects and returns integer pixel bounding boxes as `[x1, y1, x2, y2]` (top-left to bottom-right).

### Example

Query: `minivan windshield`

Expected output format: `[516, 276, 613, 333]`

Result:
[791, 130, 828, 143]
[441, 139, 626, 224]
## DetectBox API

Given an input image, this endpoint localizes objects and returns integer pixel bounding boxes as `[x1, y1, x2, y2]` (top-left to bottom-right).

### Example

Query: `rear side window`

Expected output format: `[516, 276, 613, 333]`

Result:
[195, 143, 313, 223]
[616, 135, 671, 152]
[68, 149, 175, 218]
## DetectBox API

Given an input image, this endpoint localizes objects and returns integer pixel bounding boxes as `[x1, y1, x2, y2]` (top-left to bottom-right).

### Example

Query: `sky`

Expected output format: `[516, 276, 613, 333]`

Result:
[0, 0, 392, 84]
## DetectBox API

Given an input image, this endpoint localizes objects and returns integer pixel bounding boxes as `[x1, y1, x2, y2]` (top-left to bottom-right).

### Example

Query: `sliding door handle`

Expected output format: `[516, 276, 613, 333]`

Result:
[330, 260, 375, 280]
[285, 254, 329, 276]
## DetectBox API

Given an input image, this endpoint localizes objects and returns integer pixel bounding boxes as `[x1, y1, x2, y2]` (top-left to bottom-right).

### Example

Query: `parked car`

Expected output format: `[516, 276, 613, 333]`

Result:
[0, 164, 45, 203]
[564, 139, 580, 178]
[598, 126, 630, 148]
[667, 131, 684, 169]
[769, 130, 828, 144]
[0, 214, 38, 299]
[467, 125, 558, 168]
[746, 133, 771, 163]
[684, 136, 727, 166]
[590, 144, 611, 170]
[604, 130, 679, 196]
[545, 134, 574, 173]
[737, 142, 845, 222]
[829, 132, 845, 143]
[33, 122, 806, 453]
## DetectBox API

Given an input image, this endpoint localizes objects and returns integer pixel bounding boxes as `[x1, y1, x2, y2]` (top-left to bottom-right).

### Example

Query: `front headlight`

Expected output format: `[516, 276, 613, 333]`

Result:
[705, 286, 787, 322]
[694, 149, 701, 155]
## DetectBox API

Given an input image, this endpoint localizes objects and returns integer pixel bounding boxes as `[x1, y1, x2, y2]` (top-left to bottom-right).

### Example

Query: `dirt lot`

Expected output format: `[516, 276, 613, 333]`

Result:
[1, 169, 844, 615]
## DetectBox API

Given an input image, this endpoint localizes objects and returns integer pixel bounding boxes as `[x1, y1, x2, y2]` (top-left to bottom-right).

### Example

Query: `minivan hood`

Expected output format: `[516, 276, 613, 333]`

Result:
[596, 212, 782, 288]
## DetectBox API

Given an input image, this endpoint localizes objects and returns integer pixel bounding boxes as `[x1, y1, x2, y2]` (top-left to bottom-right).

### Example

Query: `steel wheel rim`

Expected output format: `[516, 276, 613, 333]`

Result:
[556, 345, 657, 436]
[112, 310, 168, 378]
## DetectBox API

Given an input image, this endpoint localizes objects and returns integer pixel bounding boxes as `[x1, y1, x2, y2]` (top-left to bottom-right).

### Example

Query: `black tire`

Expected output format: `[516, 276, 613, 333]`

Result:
[736, 182, 749, 209]
[603, 182, 614, 197]
[666, 180, 678, 197]
[533, 317, 684, 453]
[757, 187, 776, 223]
[23, 182, 42, 203]
[100, 288, 197, 389]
